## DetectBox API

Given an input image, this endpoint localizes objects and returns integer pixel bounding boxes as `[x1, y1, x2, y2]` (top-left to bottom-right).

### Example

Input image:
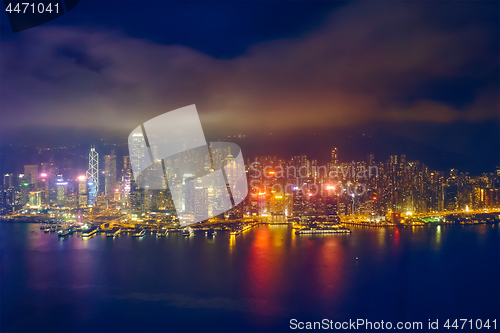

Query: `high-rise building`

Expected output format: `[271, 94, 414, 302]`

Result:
[55, 175, 67, 206]
[86, 144, 99, 206]
[3, 174, 14, 209]
[184, 177, 195, 214]
[29, 191, 42, 206]
[38, 173, 49, 205]
[400, 155, 406, 166]
[41, 161, 58, 175]
[120, 156, 132, 206]
[130, 180, 144, 215]
[293, 188, 305, 217]
[17, 174, 30, 206]
[40, 161, 58, 204]
[78, 175, 87, 208]
[194, 186, 207, 221]
[325, 195, 338, 216]
[130, 132, 147, 175]
[24, 165, 38, 189]
[390, 155, 398, 165]
[331, 148, 338, 165]
[123, 156, 131, 174]
[3, 174, 13, 189]
[443, 184, 458, 211]
[104, 150, 117, 199]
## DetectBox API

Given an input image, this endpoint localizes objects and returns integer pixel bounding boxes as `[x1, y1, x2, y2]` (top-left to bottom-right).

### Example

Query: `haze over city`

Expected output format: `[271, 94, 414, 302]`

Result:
[1, 1, 498, 174]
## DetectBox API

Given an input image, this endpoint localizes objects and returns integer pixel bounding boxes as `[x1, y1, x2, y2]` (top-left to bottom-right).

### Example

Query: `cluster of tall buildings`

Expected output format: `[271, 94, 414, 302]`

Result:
[0, 146, 133, 215]
[127, 133, 241, 223]
[241, 149, 500, 220]
[1, 145, 499, 222]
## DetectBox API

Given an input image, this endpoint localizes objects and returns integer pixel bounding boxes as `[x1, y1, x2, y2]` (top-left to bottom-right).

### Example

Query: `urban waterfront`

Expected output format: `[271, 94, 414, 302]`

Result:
[1, 1, 499, 332]
[1, 222, 498, 332]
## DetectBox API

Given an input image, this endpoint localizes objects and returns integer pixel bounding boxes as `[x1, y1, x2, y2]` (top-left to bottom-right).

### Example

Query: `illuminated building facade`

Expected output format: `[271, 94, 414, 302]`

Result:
[24, 165, 38, 190]
[86, 144, 99, 207]
[104, 150, 117, 199]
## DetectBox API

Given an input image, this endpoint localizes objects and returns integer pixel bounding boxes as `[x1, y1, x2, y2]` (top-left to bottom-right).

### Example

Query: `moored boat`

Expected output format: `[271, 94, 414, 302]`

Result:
[295, 227, 351, 235]
[182, 228, 193, 237]
[132, 229, 146, 237]
[81, 227, 98, 238]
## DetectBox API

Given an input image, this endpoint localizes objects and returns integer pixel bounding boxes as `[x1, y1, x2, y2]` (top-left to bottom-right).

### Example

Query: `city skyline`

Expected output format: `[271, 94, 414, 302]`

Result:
[2, 142, 498, 221]
[1, 1, 499, 331]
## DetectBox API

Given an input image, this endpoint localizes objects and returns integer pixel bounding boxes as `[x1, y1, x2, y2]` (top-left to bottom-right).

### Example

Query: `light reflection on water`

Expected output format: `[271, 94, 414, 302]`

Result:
[436, 225, 441, 245]
[1, 222, 498, 332]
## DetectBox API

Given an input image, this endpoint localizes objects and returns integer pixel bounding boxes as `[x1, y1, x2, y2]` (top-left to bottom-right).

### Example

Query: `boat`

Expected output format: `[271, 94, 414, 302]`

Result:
[58, 228, 71, 237]
[156, 229, 167, 237]
[81, 227, 98, 238]
[182, 228, 193, 237]
[106, 228, 121, 238]
[205, 229, 217, 237]
[230, 224, 253, 236]
[295, 227, 351, 235]
[132, 229, 146, 237]
[40, 224, 47, 230]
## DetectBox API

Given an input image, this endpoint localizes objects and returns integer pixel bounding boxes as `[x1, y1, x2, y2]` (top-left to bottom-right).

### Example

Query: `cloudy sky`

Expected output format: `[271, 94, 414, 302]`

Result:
[0, 1, 498, 171]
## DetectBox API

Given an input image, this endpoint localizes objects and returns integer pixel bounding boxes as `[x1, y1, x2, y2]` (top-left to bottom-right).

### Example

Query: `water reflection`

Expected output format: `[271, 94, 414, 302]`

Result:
[394, 227, 400, 246]
[2, 222, 499, 333]
[229, 234, 236, 255]
[436, 225, 441, 246]
[316, 238, 343, 302]
[377, 227, 386, 248]
[246, 226, 277, 313]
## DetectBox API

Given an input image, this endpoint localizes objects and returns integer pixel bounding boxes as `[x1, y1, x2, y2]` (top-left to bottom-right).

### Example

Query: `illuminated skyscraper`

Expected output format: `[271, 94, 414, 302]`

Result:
[123, 156, 131, 174]
[29, 191, 42, 206]
[55, 175, 67, 206]
[129, 179, 144, 215]
[120, 156, 132, 205]
[194, 186, 207, 222]
[3, 174, 14, 208]
[130, 132, 147, 175]
[104, 150, 117, 199]
[78, 175, 87, 207]
[24, 165, 38, 189]
[390, 155, 398, 165]
[17, 175, 30, 206]
[86, 144, 99, 206]
[87, 178, 96, 207]
[331, 148, 338, 165]
[293, 188, 305, 217]
[3, 174, 13, 188]
[184, 177, 195, 214]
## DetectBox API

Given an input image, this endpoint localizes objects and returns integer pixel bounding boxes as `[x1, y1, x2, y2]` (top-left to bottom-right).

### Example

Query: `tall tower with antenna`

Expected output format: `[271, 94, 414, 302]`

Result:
[86, 143, 99, 207]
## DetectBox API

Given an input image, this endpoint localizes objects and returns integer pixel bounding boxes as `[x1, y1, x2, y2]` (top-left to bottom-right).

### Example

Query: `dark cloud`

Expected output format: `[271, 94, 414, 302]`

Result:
[0, 1, 498, 142]
[56, 45, 112, 72]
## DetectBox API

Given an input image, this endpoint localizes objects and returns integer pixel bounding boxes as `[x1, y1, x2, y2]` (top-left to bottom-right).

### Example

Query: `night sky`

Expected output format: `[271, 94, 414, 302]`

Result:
[0, 1, 498, 174]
